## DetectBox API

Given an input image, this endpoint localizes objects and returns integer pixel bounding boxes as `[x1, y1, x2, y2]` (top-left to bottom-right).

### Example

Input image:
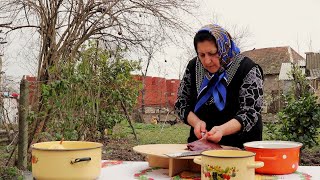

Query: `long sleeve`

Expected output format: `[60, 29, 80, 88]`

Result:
[175, 61, 196, 124]
[234, 66, 263, 132]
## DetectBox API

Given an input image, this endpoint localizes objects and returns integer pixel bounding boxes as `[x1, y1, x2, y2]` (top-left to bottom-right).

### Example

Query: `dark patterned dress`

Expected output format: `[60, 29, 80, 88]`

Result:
[175, 55, 264, 148]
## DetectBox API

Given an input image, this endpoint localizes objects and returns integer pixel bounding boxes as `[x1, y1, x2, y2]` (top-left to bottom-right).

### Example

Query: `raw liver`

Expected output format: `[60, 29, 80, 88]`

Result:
[187, 138, 222, 151]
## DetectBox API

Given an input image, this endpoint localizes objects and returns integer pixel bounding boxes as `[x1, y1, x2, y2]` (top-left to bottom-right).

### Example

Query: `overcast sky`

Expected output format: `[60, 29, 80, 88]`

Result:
[2, 0, 320, 81]
[202, 0, 320, 54]
[149, 0, 320, 79]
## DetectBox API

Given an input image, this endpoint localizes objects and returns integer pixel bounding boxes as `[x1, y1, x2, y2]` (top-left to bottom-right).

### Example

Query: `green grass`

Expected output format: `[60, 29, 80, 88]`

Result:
[112, 121, 320, 146]
[112, 121, 190, 144]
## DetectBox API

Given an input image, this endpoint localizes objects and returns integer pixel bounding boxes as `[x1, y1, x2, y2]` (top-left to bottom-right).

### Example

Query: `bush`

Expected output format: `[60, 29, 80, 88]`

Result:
[31, 41, 141, 141]
[277, 64, 320, 148]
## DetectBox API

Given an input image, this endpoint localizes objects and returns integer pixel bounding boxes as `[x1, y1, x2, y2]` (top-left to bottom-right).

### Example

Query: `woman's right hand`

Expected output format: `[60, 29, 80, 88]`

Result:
[194, 120, 207, 139]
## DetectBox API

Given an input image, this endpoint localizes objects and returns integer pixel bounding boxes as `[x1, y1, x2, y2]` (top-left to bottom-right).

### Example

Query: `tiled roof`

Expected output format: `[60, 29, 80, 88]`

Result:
[242, 46, 305, 75]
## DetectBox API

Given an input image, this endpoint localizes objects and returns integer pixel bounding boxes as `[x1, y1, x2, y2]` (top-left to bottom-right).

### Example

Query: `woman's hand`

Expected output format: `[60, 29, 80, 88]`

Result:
[194, 120, 207, 139]
[206, 126, 224, 143]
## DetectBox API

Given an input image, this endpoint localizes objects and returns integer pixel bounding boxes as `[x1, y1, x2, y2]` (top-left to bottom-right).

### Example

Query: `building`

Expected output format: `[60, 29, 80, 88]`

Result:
[242, 46, 305, 113]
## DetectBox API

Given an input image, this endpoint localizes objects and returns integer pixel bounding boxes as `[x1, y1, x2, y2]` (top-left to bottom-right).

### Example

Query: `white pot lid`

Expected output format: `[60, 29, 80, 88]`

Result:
[243, 141, 303, 149]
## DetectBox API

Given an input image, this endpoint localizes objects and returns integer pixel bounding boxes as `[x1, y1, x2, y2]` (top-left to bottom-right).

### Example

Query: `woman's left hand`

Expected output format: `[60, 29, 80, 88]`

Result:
[206, 126, 224, 143]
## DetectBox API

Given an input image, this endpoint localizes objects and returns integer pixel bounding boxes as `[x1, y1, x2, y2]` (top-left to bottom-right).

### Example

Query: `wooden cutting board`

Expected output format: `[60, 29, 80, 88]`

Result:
[133, 144, 239, 177]
[133, 144, 196, 159]
[133, 144, 201, 177]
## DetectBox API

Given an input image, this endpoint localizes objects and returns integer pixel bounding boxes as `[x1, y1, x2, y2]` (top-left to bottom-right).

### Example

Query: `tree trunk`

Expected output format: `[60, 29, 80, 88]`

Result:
[141, 76, 146, 114]
[120, 101, 137, 140]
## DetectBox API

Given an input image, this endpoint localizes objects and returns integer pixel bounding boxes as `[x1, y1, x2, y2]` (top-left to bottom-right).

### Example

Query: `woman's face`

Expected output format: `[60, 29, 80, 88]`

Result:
[197, 40, 221, 73]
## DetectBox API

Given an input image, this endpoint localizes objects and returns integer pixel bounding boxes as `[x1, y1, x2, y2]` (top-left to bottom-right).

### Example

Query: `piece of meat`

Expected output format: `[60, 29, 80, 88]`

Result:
[187, 138, 223, 151]
[187, 138, 241, 151]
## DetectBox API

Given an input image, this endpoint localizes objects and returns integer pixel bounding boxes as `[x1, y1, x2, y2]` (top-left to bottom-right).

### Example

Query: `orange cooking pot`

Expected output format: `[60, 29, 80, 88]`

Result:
[243, 141, 302, 175]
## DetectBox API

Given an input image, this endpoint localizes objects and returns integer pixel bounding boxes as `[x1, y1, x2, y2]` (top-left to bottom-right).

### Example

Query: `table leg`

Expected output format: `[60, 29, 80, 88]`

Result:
[168, 158, 201, 177]
[147, 155, 169, 168]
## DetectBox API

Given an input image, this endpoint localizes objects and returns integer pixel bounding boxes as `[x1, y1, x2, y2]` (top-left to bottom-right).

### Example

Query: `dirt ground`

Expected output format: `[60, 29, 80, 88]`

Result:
[300, 148, 320, 166]
[102, 137, 145, 161]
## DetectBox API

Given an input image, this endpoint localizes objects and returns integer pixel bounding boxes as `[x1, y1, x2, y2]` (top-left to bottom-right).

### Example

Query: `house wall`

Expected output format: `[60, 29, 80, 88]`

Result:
[264, 74, 281, 93]
[263, 74, 284, 113]
[306, 52, 320, 70]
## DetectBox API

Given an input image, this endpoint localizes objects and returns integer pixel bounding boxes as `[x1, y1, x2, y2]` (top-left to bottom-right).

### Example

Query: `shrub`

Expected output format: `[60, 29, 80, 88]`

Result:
[277, 64, 320, 148]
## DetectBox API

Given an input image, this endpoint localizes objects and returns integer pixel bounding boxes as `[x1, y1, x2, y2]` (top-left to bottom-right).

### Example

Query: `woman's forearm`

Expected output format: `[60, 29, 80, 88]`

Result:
[187, 111, 203, 128]
[218, 119, 242, 136]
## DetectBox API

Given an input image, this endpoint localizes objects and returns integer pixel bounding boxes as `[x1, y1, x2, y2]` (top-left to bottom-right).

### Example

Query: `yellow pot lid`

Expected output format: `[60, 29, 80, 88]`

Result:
[202, 150, 255, 158]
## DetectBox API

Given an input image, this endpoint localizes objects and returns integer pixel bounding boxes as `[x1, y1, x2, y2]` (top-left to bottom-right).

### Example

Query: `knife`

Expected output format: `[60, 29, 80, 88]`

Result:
[164, 150, 204, 158]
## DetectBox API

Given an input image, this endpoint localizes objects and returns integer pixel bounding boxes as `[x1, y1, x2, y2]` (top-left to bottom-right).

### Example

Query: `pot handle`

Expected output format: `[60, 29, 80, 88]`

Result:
[193, 156, 202, 165]
[70, 157, 91, 164]
[258, 155, 277, 161]
[247, 161, 264, 169]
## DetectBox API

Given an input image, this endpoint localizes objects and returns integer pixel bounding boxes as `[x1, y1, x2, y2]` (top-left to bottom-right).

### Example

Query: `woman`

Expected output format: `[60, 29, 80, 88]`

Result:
[175, 24, 263, 148]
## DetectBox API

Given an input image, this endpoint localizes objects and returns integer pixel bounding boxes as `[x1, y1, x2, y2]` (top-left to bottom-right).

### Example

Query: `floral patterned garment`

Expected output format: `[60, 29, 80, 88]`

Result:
[175, 56, 263, 133]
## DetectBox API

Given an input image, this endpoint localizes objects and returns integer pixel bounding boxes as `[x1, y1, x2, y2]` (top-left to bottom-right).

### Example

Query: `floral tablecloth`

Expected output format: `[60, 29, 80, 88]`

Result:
[98, 160, 319, 180]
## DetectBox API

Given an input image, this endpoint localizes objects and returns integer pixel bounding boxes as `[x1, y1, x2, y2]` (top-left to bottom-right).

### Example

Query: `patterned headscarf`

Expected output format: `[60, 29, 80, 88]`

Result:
[194, 24, 240, 112]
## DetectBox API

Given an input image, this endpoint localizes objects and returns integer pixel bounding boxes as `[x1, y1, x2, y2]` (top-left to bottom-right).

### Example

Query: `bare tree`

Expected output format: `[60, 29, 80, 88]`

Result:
[0, 0, 198, 145]
[137, 31, 171, 114]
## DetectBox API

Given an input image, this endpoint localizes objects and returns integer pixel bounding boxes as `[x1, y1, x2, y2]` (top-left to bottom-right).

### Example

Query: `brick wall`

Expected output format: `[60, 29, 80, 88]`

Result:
[135, 75, 180, 109]
[25, 75, 37, 105]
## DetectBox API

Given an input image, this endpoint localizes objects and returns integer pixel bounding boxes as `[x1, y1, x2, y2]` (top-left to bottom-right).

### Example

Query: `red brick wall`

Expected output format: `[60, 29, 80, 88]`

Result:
[166, 79, 180, 108]
[25, 75, 37, 105]
[135, 75, 180, 109]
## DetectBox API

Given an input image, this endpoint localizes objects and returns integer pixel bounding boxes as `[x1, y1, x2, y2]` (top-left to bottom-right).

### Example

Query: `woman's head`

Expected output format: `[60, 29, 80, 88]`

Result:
[194, 31, 220, 73]
[194, 24, 240, 73]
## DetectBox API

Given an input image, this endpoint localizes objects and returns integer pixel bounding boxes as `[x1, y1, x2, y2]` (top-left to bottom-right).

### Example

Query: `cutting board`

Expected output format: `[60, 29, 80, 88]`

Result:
[133, 144, 241, 177]
[133, 144, 196, 159]
[133, 144, 238, 158]
[133, 144, 200, 177]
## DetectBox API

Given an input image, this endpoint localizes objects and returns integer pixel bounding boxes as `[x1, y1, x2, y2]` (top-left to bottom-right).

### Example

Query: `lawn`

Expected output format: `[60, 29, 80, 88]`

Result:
[112, 121, 190, 144]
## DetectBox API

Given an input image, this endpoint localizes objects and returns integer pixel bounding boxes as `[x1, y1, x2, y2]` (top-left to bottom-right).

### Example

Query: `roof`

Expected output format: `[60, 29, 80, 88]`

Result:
[242, 46, 305, 75]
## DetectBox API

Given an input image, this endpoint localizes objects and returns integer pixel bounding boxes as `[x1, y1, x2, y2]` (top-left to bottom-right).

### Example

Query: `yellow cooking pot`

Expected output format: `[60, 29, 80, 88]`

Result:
[193, 150, 264, 180]
[31, 141, 103, 180]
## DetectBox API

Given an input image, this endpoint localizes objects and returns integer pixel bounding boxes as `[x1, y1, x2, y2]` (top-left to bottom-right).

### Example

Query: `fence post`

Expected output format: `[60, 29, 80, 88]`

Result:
[18, 77, 29, 170]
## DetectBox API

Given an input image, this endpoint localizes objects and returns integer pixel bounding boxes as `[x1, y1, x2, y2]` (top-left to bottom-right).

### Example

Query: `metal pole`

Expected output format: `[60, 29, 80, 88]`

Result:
[18, 77, 29, 170]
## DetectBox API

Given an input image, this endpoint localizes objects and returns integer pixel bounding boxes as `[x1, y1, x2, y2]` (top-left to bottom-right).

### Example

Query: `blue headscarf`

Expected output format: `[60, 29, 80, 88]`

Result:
[194, 24, 240, 112]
